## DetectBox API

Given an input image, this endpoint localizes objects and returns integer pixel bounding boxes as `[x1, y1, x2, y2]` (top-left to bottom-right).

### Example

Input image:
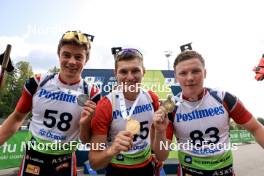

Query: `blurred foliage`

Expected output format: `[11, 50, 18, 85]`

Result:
[48, 66, 60, 73]
[0, 61, 33, 119]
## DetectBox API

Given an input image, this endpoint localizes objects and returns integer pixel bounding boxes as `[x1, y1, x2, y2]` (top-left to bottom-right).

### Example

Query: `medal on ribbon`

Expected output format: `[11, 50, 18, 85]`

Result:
[77, 94, 89, 107]
[126, 118, 140, 135]
[117, 89, 141, 135]
[162, 95, 176, 113]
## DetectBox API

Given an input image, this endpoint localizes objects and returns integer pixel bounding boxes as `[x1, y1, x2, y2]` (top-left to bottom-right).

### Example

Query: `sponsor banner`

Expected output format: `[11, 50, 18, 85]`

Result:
[81, 69, 178, 98]
[0, 130, 29, 169]
[142, 70, 172, 99]
[230, 130, 255, 143]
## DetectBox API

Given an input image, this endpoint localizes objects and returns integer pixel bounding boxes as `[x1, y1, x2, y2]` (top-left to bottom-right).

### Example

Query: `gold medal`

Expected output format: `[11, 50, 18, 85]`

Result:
[126, 119, 140, 135]
[162, 95, 175, 113]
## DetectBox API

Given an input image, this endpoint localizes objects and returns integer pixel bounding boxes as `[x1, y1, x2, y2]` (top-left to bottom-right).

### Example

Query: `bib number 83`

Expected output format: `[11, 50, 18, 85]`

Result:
[190, 127, 220, 146]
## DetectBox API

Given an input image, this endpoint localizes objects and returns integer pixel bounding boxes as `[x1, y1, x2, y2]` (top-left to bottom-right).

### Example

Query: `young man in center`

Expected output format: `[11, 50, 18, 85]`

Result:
[89, 48, 161, 176]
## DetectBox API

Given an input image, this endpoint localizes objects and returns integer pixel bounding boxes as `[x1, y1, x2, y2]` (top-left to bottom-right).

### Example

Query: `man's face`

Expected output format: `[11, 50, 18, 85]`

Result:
[174, 58, 206, 98]
[115, 58, 144, 93]
[59, 44, 88, 80]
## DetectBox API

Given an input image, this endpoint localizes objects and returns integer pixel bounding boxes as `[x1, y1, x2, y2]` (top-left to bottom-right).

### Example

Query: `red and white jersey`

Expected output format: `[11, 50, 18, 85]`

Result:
[167, 88, 252, 157]
[16, 73, 100, 143]
[91, 90, 159, 154]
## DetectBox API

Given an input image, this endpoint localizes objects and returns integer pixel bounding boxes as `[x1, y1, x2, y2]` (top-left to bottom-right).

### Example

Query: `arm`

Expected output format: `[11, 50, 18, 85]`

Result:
[151, 126, 171, 162]
[225, 94, 264, 148]
[151, 107, 171, 161]
[240, 117, 264, 148]
[88, 97, 134, 169]
[89, 131, 133, 170]
[89, 134, 112, 169]
[0, 111, 28, 145]
[80, 86, 101, 143]
[79, 100, 96, 143]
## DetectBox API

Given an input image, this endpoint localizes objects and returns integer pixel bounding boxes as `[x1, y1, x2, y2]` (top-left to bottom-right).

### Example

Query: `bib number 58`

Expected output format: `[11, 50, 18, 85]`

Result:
[43, 109, 72, 131]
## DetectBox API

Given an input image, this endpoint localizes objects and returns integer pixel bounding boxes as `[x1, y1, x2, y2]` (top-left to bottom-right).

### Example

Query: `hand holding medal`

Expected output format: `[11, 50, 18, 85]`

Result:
[125, 118, 140, 135]
[153, 95, 174, 133]
[77, 94, 89, 107]
[117, 89, 142, 135]
[78, 94, 96, 125]
[162, 95, 176, 113]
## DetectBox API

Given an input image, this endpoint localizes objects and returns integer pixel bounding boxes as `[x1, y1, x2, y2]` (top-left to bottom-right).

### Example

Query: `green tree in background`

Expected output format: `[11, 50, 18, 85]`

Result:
[0, 61, 33, 119]
[48, 66, 60, 73]
[0, 69, 17, 117]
